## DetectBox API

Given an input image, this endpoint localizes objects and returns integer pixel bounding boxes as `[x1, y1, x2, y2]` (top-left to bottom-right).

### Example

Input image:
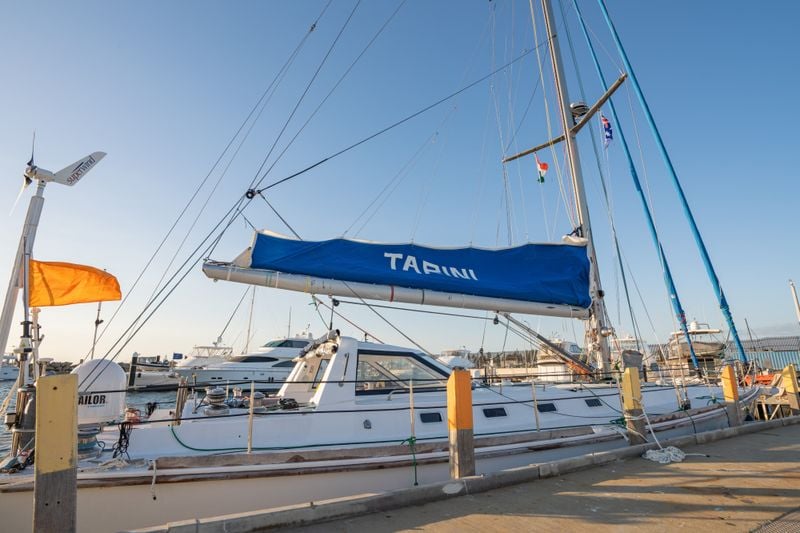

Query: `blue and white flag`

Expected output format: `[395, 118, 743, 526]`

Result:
[601, 114, 613, 147]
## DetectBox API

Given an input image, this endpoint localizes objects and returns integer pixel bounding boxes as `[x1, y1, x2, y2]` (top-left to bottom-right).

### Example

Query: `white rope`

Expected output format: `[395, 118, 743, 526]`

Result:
[150, 459, 158, 500]
[643, 446, 686, 464]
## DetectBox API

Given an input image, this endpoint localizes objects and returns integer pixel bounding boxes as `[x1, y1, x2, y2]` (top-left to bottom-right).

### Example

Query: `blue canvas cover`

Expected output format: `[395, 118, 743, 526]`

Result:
[249, 232, 591, 308]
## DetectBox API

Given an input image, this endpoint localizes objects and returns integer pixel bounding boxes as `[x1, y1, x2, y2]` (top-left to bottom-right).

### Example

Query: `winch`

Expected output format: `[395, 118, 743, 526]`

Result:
[203, 387, 229, 416]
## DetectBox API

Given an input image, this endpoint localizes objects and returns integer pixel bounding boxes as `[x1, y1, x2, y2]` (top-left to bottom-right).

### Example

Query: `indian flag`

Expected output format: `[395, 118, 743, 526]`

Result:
[535, 154, 548, 183]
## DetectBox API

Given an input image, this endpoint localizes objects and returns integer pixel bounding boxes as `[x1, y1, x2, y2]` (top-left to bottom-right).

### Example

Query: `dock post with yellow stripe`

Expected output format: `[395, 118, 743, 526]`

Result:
[447, 369, 475, 479]
[621, 367, 647, 445]
[720, 364, 742, 426]
[33, 374, 78, 533]
[783, 364, 800, 415]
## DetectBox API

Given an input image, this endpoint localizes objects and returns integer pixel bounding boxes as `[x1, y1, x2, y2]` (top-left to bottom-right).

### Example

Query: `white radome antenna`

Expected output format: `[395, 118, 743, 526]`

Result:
[0, 140, 106, 372]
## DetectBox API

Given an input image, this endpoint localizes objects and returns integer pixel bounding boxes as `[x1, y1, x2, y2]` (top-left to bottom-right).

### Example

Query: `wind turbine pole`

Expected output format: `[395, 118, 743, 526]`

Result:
[0, 181, 47, 364]
[540, 0, 611, 372]
[790, 280, 800, 328]
[0, 149, 105, 362]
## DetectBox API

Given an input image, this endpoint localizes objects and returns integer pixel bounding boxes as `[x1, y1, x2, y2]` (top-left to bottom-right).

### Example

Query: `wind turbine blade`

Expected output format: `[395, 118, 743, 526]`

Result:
[27, 131, 36, 167]
[9, 180, 28, 216]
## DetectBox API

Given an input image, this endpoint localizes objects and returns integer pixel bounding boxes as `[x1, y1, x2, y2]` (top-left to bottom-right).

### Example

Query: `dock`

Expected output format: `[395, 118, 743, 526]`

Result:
[131, 416, 800, 533]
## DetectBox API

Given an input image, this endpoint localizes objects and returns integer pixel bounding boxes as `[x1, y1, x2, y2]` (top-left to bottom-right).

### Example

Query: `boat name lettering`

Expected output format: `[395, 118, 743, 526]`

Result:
[66, 156, 96, 185]
[78, 393, 107, 406]
[383, 253, 478, 280]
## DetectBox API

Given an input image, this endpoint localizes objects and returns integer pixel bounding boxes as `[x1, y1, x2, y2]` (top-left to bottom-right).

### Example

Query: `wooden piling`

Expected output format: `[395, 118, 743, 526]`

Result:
[447, 369, 475, 479]
[33, 374, 77, 533]
[127, 355, 138, 388]
[720, 364, 741, 426]
[621, 367, 647, 445]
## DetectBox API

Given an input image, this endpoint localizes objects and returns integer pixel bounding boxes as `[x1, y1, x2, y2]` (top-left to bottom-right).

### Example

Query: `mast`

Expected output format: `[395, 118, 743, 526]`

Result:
[790, 280, 800, 328]
[540, 0, 611, 372]
[596, 0, 747, 364]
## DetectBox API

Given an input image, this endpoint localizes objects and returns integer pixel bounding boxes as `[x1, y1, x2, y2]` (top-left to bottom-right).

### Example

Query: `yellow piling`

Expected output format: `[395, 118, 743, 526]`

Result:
[782, 364, 800, 414]
[720, 365, 741, 426]
[33, 374, 78, 533]
[621, 367, 646, 445]
[447, 369, 474, 478]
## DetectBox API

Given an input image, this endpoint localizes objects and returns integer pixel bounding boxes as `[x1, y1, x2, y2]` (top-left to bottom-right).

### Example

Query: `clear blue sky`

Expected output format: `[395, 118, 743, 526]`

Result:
[1, 1, 798, 362]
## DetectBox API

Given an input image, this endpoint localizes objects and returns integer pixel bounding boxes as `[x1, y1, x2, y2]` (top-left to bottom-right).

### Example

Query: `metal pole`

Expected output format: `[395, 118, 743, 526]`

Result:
[90, 302, 103, 360]
[597, 0, 748, 363]
[20, 239, 34, 385]
[247, 380, 255, 454]
[0, 181, 46, 359]
[540, 0, 610, 372]
[409, 378, 416, 439]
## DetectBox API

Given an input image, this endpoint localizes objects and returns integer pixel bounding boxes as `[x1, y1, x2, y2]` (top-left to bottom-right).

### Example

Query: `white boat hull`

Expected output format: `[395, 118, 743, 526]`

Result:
[172, 367, 289, 390]
[0, 403, 735, 533]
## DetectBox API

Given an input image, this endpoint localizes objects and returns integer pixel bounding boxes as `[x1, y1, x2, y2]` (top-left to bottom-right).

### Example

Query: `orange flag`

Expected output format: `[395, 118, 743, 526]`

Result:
[28, 260, 121, 307]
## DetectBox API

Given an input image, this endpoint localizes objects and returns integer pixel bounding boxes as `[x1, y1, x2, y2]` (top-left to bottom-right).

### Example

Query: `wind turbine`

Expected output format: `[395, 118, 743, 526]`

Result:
[0, 140, 106, 374]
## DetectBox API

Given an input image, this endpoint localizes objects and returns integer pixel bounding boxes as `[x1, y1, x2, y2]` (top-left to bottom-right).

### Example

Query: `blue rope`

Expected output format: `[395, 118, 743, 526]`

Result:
[571, 0, 701, 371]
[595, 0, 747, 364]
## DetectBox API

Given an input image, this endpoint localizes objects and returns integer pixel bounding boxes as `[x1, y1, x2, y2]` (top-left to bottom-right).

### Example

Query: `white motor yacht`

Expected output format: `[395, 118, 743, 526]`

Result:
[172, 334, 312, 389]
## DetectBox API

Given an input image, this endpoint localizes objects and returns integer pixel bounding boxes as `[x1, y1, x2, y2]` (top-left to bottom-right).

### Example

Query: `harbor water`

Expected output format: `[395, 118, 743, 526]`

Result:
[0, 380, 176, 456]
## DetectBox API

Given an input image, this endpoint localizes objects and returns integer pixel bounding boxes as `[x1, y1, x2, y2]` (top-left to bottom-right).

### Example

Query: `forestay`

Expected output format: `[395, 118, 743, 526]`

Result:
[203, 230, 592, 318]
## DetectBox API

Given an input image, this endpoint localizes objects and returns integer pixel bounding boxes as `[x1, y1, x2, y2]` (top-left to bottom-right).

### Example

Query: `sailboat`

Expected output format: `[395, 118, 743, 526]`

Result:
[0, 1, 763, 531]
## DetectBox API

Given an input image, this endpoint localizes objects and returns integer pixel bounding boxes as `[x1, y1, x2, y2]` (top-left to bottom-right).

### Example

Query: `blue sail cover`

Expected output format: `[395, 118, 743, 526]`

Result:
[249, 232, 591, 308]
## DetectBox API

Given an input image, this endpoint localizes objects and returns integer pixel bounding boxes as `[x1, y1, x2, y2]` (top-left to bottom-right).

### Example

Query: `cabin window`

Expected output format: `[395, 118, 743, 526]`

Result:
[262, 339, 310, 349]
[483, 407, 507, 418]
[420, 412, 442, 423]
[285, 340, 310, 348]
[274, 360, 296, 368]
[229, 355, 279, 363]
[536, 403, 557, 413]
[355, 351, 448, 393]
[584, 398, 602, 407]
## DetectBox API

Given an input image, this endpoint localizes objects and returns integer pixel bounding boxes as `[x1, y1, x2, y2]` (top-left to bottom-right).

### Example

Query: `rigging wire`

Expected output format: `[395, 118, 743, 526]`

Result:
[344, 120, 443, 238]
[502, 3, 533, 243]
[410, 131, 450, 242]
[258, 193, 301, 240]
[344, 1, 497, 240]
[489, 6, 515, 246]
[247, 0, 408, 198]
[527, 0, 576, 229]
[312, 296, 385, 343]
[558, 0, 642, 349]
[215, 286, 253, 346]
[82, 14, 547, 389]
[78, 197, 247, 392]
[81, 7, 328, 359]
[251, 45, 542, 196]
[246, 0, 362, 191]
